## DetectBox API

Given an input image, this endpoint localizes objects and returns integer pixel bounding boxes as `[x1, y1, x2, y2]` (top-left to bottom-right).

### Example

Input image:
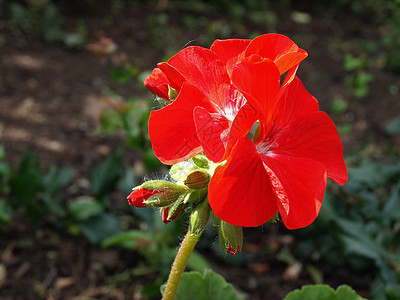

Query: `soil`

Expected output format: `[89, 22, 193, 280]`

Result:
[0, 2, 398, 300]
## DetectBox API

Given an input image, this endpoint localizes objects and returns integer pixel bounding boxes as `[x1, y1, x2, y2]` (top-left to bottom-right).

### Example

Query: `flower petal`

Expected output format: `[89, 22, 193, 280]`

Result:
[271, 111, 348, 185]
[208, 137, 278, 227]
[231, 56, 280, 124]
[264, 76, 319, 138]
[148, 83, 217, 165]
[210, 38, 251, 77]
[157, 62, 186, 92]
[245, 33, 308, 74]
[193, 106, 230, 163]
[261, 154, 327, 229]
[161, 46, 231, 108]
[143, 68, 170, 100]
[223, 103, 259, 160]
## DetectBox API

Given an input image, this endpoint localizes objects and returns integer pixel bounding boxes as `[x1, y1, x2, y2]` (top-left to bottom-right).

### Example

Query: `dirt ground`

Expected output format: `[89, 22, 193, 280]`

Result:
[0, 2, 399, 299]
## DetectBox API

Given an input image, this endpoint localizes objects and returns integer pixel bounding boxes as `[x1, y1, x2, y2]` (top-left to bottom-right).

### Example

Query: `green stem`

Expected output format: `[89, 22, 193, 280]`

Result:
[162, 229, 202, 300]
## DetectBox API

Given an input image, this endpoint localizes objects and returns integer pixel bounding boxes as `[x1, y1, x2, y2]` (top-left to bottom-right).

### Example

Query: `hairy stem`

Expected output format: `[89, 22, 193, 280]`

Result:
[162, 229, 202, 300]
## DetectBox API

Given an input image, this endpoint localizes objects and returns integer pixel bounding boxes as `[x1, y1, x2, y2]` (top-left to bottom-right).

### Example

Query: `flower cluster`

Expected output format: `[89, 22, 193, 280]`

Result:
[128, 33, 348, 254]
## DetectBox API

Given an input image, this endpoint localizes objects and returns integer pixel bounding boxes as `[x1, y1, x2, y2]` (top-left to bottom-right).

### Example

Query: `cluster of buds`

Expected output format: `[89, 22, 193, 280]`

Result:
[128, 155, 211, 229]
[127, 154, 243, 255]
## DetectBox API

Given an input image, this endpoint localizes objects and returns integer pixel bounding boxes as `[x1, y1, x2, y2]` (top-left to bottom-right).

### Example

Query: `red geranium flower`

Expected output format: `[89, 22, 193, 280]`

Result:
[208, 56, 348, 229]
[145, 34, 308, 165]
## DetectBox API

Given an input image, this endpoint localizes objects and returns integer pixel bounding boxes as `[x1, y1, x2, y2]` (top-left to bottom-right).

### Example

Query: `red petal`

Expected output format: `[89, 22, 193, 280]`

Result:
[261, 155, 327, 229]
[231, 56, 280, 124]
[245, 33, 308, 74]
[264, 76, 319, 137]
[223, 103, 259, 160]
[148, 83, 217, 165]
[144, 68, 170, 100]
[163, 46, 231, 108]
[208, 137, 278, 227]
[193, 106, 230, 163]
[210, 39, 251, 77]
[271, 111, 348, 185]
[157, 62, 186, 92]
[127, 188, 160, 207]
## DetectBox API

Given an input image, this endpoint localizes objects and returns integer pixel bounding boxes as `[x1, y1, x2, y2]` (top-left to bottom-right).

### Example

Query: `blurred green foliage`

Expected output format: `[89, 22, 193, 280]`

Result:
[293, 153, 400, 300]
[6, 0, 87, 47]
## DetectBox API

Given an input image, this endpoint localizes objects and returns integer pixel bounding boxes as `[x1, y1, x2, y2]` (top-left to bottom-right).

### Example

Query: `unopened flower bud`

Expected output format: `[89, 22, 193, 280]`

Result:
[167, 194, 186, 221]
[219, 220, 243, 256]
[127, 187, 160, 207]
[189, 198, 211, 235]
[169, 160, 198, 182]
[183, 188, 207, 204]
[128, 180, 188, 208]
[184, 169, 210, 189]
[192, 155, 209, 168]
[161, 204, 184, 225]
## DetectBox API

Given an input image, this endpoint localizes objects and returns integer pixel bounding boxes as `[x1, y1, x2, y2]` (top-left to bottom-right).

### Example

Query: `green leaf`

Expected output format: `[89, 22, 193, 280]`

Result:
[0, 145, 5, 160]
[101, 230, 155, 250]
[10, 151, 43, 204]
[336, 285, 367, 299]
[90, 152, 122, 198]
[68, 196, 104, 221]
[382, 182, 400, 222]
[99, 109, 123, 134]
[110, 65, 139, 84]
[284, 284, 366, 300]
[336, 218, 392, 263]
[78, 212, 121, 244]
[186, 252, 210, 273]
[43, 165, 75, 196]
[0, 198, 13, 225]
[166, 269, 242, 300]
[330, 98, 349, 115]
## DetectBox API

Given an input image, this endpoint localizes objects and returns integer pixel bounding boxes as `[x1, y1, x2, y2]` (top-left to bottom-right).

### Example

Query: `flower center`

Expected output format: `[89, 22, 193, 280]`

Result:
[223, 90, 246, 121]
[256, 138, 279, 154]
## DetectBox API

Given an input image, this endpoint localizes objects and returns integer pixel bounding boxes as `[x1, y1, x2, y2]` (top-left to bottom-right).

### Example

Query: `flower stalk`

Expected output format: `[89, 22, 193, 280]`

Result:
[162, 228, 203, 300]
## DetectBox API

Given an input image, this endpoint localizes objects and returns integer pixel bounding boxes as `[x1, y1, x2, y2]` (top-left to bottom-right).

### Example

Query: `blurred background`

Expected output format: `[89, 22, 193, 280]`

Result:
[0, 0, 400, 299]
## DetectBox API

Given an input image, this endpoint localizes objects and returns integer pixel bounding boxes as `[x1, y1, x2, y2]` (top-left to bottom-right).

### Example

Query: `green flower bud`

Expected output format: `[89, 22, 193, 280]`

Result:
[184, 169, 210, 189]
[189, 198, 211, 236]
[142, 180, 188, 207]
[219, 220, 243, 256]
[183, 188, 207, 204]
[169, 160, 199, 182]
[167, 194, 186, 220]
[192, 155, 209, 168]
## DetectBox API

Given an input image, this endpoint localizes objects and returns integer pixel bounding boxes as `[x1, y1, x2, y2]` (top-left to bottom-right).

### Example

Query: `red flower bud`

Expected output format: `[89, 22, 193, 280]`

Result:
[127, 180, 189, 208]
[161, 206, 184, 225]
[227, 244, 240, 256]
[127, 187, 162, 207]
[219, 220, 243, 255]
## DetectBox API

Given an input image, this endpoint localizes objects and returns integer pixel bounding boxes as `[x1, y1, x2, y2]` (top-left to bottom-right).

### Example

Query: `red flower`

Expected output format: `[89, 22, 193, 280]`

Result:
[208, 56, 348, 229]
[145, 34, 308, 165]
